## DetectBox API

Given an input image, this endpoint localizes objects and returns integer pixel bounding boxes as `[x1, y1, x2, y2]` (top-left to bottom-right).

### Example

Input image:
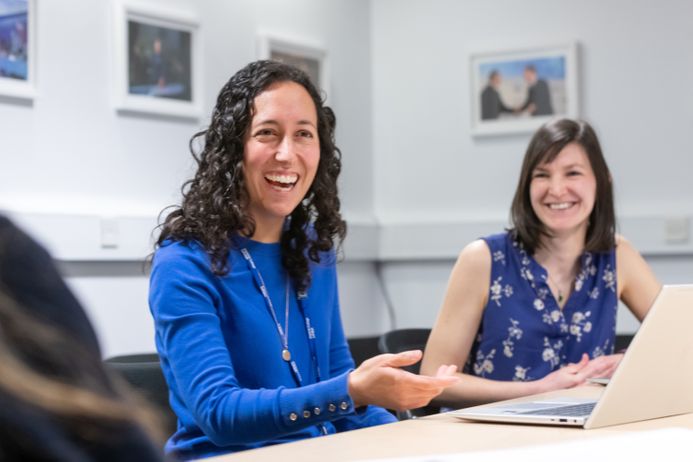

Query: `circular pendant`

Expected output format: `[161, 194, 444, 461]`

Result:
[282, 349, 291, 362]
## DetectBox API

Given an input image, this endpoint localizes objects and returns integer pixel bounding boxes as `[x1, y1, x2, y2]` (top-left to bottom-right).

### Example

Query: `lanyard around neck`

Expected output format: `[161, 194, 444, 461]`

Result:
[240, 247, 322, 386]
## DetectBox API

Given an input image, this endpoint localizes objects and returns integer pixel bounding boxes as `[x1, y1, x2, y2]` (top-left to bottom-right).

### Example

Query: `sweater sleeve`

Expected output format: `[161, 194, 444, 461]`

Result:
[149, 244, 368, 446]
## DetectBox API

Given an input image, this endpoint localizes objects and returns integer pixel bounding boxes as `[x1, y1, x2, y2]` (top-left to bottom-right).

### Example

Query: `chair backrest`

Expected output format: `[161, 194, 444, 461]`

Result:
[105, 353, 177, 437]
[377, 328, 436, 420]
[377, 328, 432, 374]
[347, 335, 380, 367]
[615, 334, 634, 352]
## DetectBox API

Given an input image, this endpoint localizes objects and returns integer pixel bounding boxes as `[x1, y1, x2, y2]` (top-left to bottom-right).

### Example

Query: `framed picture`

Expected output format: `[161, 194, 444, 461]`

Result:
[257, 32, 329, 98]
[0, 0, 35, 100]
[470, 43, 578, 136]
[112, 0, 201, 118]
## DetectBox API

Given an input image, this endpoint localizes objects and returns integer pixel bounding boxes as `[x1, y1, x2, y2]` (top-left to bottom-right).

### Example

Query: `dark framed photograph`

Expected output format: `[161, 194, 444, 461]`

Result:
[258, 32, 328, 97]
[470, 43, 578, 136]
[112, 1, 201, 118]
[0, 0, 35, 100]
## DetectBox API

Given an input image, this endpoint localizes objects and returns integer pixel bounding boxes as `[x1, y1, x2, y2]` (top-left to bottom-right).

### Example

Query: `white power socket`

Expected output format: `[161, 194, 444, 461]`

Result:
[100, 218, 119, 249]
[664, 217, 690, 244]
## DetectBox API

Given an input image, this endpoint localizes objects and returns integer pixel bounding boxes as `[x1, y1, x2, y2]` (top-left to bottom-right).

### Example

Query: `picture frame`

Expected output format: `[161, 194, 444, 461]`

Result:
[112, 0, 201, 119]
[257, 32, 329, 99]
[0, 0, 36, 101]
[470, 43, 578, 136]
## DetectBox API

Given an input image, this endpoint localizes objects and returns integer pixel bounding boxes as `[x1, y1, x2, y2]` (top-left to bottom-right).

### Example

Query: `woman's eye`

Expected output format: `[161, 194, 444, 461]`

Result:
[297, 130, 314, 139]
[254, 129, 275, 139]
[532, 172, 548, 179]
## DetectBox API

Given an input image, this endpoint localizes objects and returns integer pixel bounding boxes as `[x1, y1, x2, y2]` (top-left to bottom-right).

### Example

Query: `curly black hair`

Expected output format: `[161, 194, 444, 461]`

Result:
[156, 60, 346, 292]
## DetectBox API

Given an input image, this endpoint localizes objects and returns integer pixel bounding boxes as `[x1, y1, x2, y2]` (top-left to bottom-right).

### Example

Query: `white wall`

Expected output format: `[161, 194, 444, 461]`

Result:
[1, 0, 374, 217]
[372, 0, 693, 222]
[370, 0, 693, 334]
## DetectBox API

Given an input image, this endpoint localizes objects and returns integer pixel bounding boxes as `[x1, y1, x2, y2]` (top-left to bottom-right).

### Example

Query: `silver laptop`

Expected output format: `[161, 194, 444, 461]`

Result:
[451, 284, 693, 428]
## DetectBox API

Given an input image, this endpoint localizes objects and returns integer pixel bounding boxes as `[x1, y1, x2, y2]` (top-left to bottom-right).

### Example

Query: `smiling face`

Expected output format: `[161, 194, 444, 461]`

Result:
[529, 142, 597, 238]
[242, 80, 320, 241]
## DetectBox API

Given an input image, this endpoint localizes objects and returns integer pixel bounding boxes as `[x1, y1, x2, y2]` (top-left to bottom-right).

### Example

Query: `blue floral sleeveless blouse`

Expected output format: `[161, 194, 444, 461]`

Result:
[465, 232, 618, 382]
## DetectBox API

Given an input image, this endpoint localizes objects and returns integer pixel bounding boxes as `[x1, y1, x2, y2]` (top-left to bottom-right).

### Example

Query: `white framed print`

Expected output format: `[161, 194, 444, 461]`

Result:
[0, 0, 36, 101]
[257, 32, 329, 99]
[470, 43, 579, 136]
[112, 0, 201, 119]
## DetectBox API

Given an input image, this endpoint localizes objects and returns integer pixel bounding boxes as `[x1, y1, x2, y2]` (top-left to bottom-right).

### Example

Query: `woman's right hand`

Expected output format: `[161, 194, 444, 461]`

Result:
[536, 353, 590, 392]
[348, 350, 459, 411]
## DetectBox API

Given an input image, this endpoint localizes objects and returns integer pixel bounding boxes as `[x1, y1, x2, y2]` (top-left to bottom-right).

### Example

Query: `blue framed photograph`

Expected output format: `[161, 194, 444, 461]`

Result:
[0, 0, 35, 100]
[470, 43, 579, 136]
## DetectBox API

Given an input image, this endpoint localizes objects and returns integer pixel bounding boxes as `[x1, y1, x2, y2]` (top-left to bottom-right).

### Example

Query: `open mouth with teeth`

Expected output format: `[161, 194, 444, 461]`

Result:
[547, 202, 575, 210]
[265, 173, 298, 191]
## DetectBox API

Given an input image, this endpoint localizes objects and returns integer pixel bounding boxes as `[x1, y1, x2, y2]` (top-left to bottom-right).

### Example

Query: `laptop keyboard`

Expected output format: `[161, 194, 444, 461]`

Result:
[521, 402, 596, 417]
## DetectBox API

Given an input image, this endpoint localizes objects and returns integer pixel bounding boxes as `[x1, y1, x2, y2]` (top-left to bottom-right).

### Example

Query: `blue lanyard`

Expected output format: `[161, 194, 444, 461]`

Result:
[240, 248, 323, 386]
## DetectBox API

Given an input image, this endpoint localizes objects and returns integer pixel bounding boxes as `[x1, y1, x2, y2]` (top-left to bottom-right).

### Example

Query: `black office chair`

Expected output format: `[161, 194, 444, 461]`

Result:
[615, 334, 634, 352]
[105, 353, 177, 437]
[377, 328, 439, 420]
[347, 335, 380, 367]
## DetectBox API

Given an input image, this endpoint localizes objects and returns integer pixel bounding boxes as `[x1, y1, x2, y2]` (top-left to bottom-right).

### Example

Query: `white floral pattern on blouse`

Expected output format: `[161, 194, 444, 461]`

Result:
[465, 232, 618, 381]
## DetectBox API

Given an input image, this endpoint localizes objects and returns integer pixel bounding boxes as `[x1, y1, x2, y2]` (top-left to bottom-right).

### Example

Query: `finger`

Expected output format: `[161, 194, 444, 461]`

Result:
[563, 353, 589, 373]
[435, 364, 458, 377]
[573, 372, 587, 386]
[398, 372, 460, 391]
[361, 350, 420, 368]
[572, 353, 590, 371]
[603, 362, 621, 378]
[381, 350, 423, 368]
[582, 362, 609, 378]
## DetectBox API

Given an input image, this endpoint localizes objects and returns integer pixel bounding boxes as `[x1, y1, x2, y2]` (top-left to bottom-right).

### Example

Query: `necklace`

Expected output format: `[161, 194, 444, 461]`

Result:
[240, 248, 292, 362]
[547, 271, 572, 307]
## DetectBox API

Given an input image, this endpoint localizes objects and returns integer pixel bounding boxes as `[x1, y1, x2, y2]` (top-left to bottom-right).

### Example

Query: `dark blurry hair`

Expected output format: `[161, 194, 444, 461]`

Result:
[0, 289, 164, 457]
[156, 60, 346, 292]
[510, 118, 615, 254]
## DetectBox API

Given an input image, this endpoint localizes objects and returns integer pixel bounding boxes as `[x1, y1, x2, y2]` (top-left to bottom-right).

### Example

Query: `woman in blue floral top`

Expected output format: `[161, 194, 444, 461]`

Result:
[421, 119, 661, 406]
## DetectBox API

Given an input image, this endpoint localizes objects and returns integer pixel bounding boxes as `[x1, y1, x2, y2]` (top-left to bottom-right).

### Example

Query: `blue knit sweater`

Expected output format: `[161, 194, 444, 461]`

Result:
[149, 236, 395, 459]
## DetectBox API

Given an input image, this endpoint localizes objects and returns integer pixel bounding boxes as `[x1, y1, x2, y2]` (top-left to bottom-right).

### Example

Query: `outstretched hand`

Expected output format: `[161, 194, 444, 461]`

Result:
[348, 350, 459, 411]
[538, 353, 625, 393]
[581, 354, 624, 379]
[538, 353, 590, 392]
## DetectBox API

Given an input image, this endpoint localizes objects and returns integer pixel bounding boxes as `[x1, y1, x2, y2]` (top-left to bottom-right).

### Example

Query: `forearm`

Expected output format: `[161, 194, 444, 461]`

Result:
[436, 372, 544, 408]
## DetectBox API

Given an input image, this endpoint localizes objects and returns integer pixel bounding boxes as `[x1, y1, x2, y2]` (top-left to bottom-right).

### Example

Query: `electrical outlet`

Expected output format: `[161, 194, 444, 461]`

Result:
[100, 218, 119, 249]
[664, 217, 689, 244]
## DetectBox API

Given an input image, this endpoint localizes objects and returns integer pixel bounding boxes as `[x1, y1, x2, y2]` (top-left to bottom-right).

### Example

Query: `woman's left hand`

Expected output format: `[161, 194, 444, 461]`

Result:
[581, 354, 624, 379]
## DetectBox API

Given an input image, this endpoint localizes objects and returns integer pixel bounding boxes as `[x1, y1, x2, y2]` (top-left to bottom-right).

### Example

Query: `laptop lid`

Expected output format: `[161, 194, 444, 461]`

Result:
[452, 284, 693, 428]
[585, 284, 693, 428]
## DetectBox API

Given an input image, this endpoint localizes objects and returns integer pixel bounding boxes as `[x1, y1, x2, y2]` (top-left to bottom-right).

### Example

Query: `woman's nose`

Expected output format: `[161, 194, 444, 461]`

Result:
[274, 136, 295, 162]
[548, 176, 566, 195]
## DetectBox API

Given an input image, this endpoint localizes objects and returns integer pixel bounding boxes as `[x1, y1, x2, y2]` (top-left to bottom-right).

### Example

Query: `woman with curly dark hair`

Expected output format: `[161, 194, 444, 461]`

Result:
[149, 60, 458, 460]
